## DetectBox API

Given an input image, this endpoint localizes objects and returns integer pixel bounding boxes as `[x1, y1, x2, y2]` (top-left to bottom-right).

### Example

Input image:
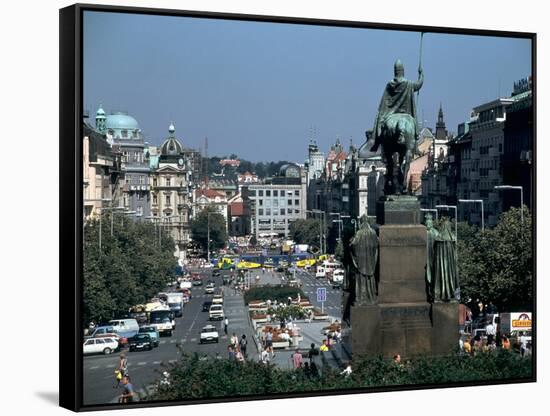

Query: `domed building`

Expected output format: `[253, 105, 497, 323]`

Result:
[95, 106, 151, 220]
[150, 123, 199, 259]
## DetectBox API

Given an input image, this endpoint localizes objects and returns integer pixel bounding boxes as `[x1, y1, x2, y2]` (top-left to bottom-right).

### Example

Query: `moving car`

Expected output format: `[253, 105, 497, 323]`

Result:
[331, 269, 345, 288]
[315, 266, 326, 279]
[212, 294, 224, 305]
[192, 278, 203, 286]
[139, 326, 160, 347]
[202, 300, 213, 312]
[199, 325, 219, 344]
[128, 333, 153, 352]
[212, 270, 221, 277]
[209, 304, 224, 321]
[205, 283, 216, 294]
[83, 337, 119, 355]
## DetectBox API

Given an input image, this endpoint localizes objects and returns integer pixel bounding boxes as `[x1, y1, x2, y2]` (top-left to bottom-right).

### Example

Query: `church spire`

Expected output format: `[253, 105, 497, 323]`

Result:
[435, 103, 447, 141]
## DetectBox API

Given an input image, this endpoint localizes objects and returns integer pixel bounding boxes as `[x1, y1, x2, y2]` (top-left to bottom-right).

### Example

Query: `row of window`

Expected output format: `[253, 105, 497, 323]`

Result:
[121, 151, 144, 164]
[258, 208, 301, 216]
[257, 199, 300, 207]
[250, 189, 300, 197]
[109, 129, 139, 139]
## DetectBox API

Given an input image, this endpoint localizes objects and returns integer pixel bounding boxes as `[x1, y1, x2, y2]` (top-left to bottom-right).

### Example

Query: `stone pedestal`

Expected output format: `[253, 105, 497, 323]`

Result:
[431, 302, 460, 354]
[350, 198, 459, 359]
[377, 195, 421, 225]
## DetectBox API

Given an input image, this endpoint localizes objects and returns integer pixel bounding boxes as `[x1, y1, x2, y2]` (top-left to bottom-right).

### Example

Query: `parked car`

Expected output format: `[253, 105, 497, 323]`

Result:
[87, 327, 128, 347]
[199, 325, 219, 344]
[139, 326, 160, 347]
[128, 333, 153, 352]
[209, 304, 224, 321]
[202, 300, 213, 312]
[83, 337, 119, 355]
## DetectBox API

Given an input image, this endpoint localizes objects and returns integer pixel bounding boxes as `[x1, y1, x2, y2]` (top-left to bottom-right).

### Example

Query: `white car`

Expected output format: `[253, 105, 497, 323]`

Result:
[209, 304, 224, 321]
[199, 325, 219, 344]
[212, 294, 224, 304]
[83, 337, 119, 355]
[331, 269, 345, 288]
[205, 283, 215, 294]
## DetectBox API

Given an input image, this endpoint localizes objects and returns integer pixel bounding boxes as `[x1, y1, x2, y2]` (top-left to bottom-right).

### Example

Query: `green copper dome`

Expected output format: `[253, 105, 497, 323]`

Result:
[105, 112, 140, 130]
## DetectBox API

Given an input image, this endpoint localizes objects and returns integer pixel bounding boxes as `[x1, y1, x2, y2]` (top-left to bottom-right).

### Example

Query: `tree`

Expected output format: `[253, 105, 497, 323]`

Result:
[289, 218, 322, 248]
[458, 207, 533, 311]
[190, 206, 228, 251]
[82, 215, 177, 326]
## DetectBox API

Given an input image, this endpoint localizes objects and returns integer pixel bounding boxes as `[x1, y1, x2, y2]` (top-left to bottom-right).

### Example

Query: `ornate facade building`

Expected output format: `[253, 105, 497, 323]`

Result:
[150, 123, 194, 259]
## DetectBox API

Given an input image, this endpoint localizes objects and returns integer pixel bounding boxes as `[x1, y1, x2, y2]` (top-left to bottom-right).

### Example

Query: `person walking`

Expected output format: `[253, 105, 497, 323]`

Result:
[266, 328, 274, 358]
[260, 347, 270, 365]
[292, 348, 303, 369]
[239, 334, 248, 358]
[308, 343, 319, 363]
[224, 317, 229, 335]
[230, 332, 238, 348]
[118, 376, 135, 403]
[118, 353, 128, 377]
[340, 362, 352, 378]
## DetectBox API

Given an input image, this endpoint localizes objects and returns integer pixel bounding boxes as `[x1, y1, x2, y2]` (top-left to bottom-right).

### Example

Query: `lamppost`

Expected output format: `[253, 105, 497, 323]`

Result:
[306, 209, 324, 254]
[207, 211, 215, 264]
[331, 219, 343, 241]
[458, 199, 484, 231]
[494, 185, 524, 224]
[84, 198, 112, 251]
[420, 208, 438, 221]
[312, 209, 327, 254]
[435, 204, 458, 239]
[329, 213, 343, 242]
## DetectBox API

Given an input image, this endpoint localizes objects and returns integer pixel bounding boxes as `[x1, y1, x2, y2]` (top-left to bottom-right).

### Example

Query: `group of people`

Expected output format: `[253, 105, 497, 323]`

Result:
[113, 353, 135, 403]
[460, 332, 531, 357]
[227, 333, 248, 362]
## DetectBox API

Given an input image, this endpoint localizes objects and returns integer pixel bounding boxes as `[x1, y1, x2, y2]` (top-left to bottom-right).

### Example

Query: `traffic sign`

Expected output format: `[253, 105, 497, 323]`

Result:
[317, 287, 327, 302]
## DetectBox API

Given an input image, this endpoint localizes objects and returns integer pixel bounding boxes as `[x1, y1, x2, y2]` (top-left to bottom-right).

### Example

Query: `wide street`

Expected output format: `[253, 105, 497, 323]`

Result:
[82, 269, 258, 405]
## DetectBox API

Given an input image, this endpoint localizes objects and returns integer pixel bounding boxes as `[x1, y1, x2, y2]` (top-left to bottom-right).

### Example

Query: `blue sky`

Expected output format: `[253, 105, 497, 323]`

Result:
[83, 11, 532, 162]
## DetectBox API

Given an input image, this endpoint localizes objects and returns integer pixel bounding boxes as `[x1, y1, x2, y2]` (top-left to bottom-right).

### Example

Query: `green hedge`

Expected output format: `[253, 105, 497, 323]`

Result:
[149, 350, 532, 401]
[243, 286, 307, 305]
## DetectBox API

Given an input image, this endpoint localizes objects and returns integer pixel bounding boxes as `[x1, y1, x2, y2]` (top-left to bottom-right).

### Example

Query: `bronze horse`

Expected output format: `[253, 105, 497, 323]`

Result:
[372, 112, 416, 195]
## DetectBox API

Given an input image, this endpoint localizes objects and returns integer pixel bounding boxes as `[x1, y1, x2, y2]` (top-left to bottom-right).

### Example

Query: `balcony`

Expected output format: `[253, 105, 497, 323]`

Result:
[489, 147, 500, 157]
[470, 171, 480, 181]
[488, 170, 500, 180]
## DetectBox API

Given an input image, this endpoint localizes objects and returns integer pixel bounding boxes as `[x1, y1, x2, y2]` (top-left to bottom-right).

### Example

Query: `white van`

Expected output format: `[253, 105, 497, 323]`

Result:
[331, 269, 345, 288]
[108, 318, 139, 337]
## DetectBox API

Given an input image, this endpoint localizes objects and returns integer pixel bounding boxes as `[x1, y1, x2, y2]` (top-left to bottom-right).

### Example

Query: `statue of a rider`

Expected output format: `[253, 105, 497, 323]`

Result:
[370, 59, 423, 153]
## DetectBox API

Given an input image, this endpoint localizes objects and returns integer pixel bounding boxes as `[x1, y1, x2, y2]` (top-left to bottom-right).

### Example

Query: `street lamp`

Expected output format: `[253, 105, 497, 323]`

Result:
[206, 211, 216, 264]
[458, 199, 484, 232]
[306, 209, 324, 254]
[331, 219, 343, 241]
[494, 185, 524, 224]
[420, 208, 438, 221]
[312, 209, 327, 254]
[435, 205, 458, 239]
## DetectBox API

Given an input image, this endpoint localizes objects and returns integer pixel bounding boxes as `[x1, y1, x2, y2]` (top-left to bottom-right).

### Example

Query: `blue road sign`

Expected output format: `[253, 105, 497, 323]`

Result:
[317, 287, 327, 302]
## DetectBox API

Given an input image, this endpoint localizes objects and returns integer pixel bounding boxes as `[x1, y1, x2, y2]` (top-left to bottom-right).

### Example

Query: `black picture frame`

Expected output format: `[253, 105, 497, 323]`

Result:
[60, 3, 536, 412]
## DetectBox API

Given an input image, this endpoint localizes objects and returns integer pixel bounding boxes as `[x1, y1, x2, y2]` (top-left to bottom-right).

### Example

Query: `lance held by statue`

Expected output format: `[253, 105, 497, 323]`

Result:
[369, 59, 423, 195]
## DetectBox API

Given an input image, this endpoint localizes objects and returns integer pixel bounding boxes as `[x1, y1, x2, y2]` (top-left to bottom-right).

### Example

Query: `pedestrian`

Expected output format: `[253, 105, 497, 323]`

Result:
[235, 347, 245, 362]
[239, 334, 248, 358]
[308, 343, 319, 363]
[486, 321, 496, 344]
[519, 332, 528, 357]
[502, 336, 511, 350]
[224, 317, 229, 335]
[228, 345, 236, 360]
[266, 328, 274, 358]
[303, 361, 311, 378]
[393, 354, 401, 365]
[260, 347, 270, 364]
[113, 368, 123, 388]
[292, 348, 303, 369]
[118, 376, 135, 403]
[118, 353, 128, 377]
[230, 332, 238, 348]
[340, 361, 352, 378]
[319, 340, 329, 352]
[463, 337, 472, 355]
